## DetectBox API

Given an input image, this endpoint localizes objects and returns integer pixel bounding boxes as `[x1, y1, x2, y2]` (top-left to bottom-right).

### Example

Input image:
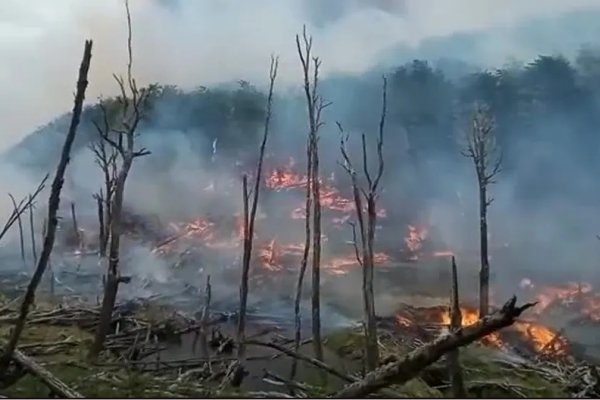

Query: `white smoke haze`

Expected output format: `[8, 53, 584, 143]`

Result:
[1, 0, 600, 319]
[1, 0, 600, 149]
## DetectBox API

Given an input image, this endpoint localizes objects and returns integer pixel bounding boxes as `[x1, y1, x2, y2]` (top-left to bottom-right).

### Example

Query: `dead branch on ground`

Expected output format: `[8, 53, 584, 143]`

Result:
[237, 56, 279, 364]
[0, 40, 93, 380]
[11, 349, 83, 398]
[337, 76, 387, 371]
[332, 296, 535, 398]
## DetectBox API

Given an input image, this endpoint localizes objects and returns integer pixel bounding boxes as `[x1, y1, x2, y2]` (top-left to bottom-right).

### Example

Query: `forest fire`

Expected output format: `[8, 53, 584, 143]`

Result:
[520, 279, 600, 322]
[394, 305, 568, 357]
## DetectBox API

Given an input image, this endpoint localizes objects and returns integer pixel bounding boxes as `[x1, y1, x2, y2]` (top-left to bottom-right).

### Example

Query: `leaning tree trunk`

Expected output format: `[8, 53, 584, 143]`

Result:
[0, 40, 93, 375]
[89, 159, 132, 360]
[478, 183, 489, 318]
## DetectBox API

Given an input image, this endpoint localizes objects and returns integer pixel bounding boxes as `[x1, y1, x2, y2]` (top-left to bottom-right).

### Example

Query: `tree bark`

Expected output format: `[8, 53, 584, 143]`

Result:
[290, 136, 312, 381]
[479, 183, 489, 318]
[310, 135, 323, 366]
[237, 174, 251, 359]
[70, 202, 80, 248]
[448, 256, 466, 398]
[363, 195, 379, 370]
[8, 195, 26, 268]
[95, 193, 105, 257]
[28, 198, 37, 264]
[332, 296, 535, 398]
[89, 158, 132, 360]
[0, 40, 92, 375]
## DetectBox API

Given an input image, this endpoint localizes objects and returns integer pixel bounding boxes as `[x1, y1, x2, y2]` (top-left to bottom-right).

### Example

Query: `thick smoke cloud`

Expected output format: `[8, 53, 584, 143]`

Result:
[1, 0, 600, 150]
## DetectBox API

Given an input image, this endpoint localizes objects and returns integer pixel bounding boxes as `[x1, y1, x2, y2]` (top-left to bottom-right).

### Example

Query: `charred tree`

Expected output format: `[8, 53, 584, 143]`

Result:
[447, 256, 466, 398]
[462, 104, 501, 317]
[89, 1, 151, 360]
[296, 25, 330, 369]
[70, 202, 80, 248]
[237, 57, 278, 364]
[89, 123, 118, 257]
[338, 76, 387, 371]
[93, 191, 105, 256]
[290, 134, 313, 382]
[8, 194, 26, 267]
[0, 40, 92, 377]
[28, 196, 37, 264]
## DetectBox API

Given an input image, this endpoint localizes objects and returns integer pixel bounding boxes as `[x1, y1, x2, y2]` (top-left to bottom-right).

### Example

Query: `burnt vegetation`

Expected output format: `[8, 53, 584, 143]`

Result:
[2, 3, 600, 400]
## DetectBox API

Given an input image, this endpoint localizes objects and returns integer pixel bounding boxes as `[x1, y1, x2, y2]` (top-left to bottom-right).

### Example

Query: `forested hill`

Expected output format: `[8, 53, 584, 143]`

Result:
[6, 48, 600, 206]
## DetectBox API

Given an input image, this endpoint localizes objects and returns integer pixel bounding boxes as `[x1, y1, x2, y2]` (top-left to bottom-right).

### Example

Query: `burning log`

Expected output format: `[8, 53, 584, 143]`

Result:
[332, 296, 536, 398]
[0, 39, 92, 379]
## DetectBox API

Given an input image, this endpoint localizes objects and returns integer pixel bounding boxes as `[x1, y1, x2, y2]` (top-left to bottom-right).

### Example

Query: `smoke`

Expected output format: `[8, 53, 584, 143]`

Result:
[2, 0, 600, 150]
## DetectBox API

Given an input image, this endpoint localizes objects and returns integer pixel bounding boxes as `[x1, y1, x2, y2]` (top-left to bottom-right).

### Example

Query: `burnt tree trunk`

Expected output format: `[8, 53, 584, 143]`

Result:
[95, 193, 105, 257]
[310, 135, 324, 366]
[9, 195, 26, 267]
[0, 40, 92, 375]
[28, 197, 37, 264]
[89, 158, 132, 360]
[70, 202, 80, 248]
[290, 136, 313, 381]
[448, 256, 466, 398]
[478, 180, 489, 317]
[237, 174, 251, 359]
[364, 195, 379, 370]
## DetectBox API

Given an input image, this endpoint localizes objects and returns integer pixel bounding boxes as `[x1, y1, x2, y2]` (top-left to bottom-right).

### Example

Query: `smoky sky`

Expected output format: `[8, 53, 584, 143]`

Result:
[1, 0, 599, 151]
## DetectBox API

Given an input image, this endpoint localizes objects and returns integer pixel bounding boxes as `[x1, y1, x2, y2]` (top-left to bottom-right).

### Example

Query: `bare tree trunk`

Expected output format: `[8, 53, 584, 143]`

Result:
[89, 159, 132, 360]
[310, 135, 323, 366]
[448, 256, 466, 398]
[337, 77, 386, 372]
[200, 275, 212, 364]
[70, 202, 80, 248]
[332, 296, 535, 398]
[28, 197, 37, 264]
[290, 137, 312, 381]
[95, 192, 105, 257]
[479, 183, 489, 317]
[237, 57, 278, 363]
[0, 40, 92, 375]
[237, 174, 250, 358]
[363, 196, 379, 370]
[9, 195, 26, 268]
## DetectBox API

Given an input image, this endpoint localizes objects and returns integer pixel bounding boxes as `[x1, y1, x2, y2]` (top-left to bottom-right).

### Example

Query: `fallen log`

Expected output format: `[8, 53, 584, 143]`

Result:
[332, 296, 536, 398]
[12, 349, 83, 398]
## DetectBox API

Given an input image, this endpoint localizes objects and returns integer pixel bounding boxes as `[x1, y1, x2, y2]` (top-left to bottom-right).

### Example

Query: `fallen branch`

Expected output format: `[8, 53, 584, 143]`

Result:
[12, 349, 83, 398]
[245, 339, 351, 383]
[332, 296, 536, 398]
